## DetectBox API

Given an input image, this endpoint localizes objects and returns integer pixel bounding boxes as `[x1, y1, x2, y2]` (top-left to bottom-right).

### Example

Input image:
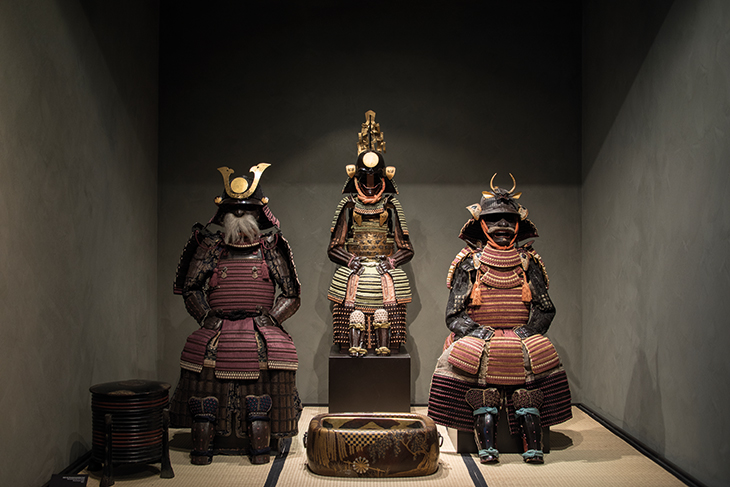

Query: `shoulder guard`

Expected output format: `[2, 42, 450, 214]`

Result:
[329, 196, 354, 233]
[386, 196, 409, 236]
[261, 230, 301, 295]
[446, 247, 476, 289]
[520, 244, 549, 290]
[173, 223, 222, 294]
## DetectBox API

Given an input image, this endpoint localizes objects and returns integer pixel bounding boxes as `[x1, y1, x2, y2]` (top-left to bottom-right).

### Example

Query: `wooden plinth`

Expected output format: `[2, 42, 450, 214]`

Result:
[328, 345, 411, 413]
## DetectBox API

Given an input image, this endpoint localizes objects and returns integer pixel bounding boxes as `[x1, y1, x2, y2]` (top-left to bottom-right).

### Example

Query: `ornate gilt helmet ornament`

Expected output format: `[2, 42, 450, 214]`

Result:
[357, 110, 386, 155]
[212, 164, 279, 228]
[342, 110, 398, 195]
[461, 173, 538, 244]
[214, 164, 270, 207]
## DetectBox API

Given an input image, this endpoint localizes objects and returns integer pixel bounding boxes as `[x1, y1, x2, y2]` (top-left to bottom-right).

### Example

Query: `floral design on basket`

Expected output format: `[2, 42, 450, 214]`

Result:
[352, 457, 370, 474]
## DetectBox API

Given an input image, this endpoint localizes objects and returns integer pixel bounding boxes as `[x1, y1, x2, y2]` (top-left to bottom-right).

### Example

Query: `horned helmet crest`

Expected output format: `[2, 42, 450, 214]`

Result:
[466, 173, 528, 221]
[460, 173, 538, 245]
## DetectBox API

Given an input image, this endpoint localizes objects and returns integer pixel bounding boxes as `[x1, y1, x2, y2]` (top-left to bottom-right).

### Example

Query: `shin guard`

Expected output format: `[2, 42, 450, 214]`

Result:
[373, 308, 391, 355]
[348, 310, 367, 357]
[513, 389, 545, 463]
[465, 388, 501, 464]
[188, 396, 218, 465]
[245, 395, 273, 464]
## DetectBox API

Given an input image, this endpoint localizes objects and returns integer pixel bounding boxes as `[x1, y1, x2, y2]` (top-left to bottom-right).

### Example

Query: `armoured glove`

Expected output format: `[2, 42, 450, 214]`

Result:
[348, 255, 363, 272]
[376, 254, 395, 273]
[202, 315, 222, 331]
[468, 326, 495, 341]
[254, 306, 279, 328]
[513, 326, 531, 339]
[450, 320, 479, 339]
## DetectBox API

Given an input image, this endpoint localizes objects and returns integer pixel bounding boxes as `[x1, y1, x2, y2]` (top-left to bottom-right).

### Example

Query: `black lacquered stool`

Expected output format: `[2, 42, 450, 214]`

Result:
[89, 380, 174, 487]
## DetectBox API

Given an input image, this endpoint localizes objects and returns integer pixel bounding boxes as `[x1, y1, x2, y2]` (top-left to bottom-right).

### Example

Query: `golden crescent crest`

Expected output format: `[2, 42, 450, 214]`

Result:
[218, 163, 271, 199]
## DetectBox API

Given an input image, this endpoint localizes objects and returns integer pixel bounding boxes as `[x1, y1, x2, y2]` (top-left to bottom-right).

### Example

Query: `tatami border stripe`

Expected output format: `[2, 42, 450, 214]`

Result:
[461, 452, 488, 487]
[263, 437, 291, 487]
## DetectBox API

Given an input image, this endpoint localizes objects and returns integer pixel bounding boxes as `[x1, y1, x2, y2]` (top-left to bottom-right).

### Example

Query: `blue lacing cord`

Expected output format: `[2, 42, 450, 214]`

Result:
[478, 447, 499, 459]
[473, 406, 499, 416]
[515, 407, 540, 417]
[522, 449, 543, 459]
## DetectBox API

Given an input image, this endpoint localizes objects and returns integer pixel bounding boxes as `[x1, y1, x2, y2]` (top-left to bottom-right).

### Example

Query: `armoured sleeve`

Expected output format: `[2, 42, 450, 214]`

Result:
[327, 202, 355, 266]
[389, 204, 414, 267]
[445, 260, 480, 338]
[515, 258, 555, 338]
[262, 231, 301, 326]
[182, 232, 223, 324]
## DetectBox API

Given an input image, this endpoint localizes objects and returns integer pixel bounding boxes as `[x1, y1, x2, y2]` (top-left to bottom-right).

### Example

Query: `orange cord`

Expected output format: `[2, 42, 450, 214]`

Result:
[354, 178, 385, 204]
[480, 219, 519, 250]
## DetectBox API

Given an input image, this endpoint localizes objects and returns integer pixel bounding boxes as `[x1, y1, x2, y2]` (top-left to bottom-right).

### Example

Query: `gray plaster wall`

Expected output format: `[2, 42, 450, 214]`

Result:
[158, 2, 583, 406]
[0, 1, 159, 485]
[582, 1, 730, 485]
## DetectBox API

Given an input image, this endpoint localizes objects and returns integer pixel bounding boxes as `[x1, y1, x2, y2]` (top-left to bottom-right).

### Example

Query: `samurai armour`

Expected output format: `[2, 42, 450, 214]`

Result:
[327, 194, 413, 349]
[428, 246, 572, 435]
[179, 256, 298, 379]
[327, 196, 412, 309]
[170, 230, 302, 440]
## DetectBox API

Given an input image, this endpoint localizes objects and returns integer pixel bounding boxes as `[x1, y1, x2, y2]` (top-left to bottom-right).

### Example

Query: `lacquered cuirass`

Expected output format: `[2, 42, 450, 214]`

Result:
[467, 247, 529, 329]
[345, 216, 394, 258]
[208, 253, 275, 313]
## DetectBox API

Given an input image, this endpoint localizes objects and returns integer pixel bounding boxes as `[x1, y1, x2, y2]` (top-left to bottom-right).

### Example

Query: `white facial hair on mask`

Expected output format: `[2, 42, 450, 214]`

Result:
[223, 212, 260, 245]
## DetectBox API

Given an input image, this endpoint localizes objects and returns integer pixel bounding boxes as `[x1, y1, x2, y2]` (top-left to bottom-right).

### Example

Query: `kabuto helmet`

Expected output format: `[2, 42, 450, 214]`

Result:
[341, 110, 398, 196]
[211, 164, 279, 229]
[459, 173, 538, 245]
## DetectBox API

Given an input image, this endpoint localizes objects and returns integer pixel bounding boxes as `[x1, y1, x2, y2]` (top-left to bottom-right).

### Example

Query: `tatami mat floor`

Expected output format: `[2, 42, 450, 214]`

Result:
[79, 406, 684, 487]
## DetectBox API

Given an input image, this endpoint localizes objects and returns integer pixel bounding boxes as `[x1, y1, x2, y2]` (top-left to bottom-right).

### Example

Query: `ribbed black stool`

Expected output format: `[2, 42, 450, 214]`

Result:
[89, 380, 174, 487]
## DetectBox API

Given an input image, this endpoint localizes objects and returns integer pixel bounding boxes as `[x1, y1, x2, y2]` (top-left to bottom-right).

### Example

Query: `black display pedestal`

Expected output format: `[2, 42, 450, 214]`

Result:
[328, 345, 411, 413]
[448, 408, 551, 454]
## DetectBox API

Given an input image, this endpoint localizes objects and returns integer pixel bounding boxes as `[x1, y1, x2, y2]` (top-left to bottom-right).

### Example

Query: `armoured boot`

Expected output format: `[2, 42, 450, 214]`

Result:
[348, 310, 367, 357]
[513, 389, 545, 464]
[188, 396, 218, 465]
[465, 388, 501, 464]
[245, 394, 273, 464]
[373, 308, 391, 355]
